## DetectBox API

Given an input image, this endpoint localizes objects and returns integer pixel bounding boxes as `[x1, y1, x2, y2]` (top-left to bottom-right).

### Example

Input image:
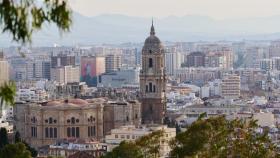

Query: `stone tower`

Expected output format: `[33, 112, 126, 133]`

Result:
[140, 21, 166, 124]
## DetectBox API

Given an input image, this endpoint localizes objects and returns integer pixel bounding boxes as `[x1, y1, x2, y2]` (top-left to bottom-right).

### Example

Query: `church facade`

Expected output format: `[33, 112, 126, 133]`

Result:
[140, 22, 166, 124]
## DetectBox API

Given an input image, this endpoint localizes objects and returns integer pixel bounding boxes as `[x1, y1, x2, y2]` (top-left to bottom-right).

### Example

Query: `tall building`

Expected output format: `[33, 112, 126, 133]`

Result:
[51, 66, 80, 84]
[0, 54, 9, 85]
[165, 47, 182, 76]
[269, 40, 280, 58]
[51, 54, 75, 68]
[140, 22, 166, 124]
[221, 74, 240, 99]
[105, 54, 121, 73]
[80, 56, 105, 87]
[186, 52, 205, 67]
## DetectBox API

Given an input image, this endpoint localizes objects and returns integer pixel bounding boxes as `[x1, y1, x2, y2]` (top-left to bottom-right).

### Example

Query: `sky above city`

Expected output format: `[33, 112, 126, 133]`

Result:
[69, 0, 280, 20]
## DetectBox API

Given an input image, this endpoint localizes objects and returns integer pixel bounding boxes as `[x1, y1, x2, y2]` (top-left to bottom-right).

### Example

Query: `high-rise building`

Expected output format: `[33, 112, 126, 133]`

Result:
[26, 59, 51, 80]
[51, 54, 75, 68]
[186, 52, 205, 67]
[105, 54, 121, 73]
[51, 66, 80, 84]
[269, 40, 280, 58]
[0, 53, 9, 85]
[140, 22, 166, 124]
[80, 56, 105, 87]
[165, 47, 182, 76]
[221, 74, 240, 99]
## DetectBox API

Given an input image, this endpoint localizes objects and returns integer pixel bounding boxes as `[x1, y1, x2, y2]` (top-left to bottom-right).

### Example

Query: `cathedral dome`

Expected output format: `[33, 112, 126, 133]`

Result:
[143, 21, 164, 53]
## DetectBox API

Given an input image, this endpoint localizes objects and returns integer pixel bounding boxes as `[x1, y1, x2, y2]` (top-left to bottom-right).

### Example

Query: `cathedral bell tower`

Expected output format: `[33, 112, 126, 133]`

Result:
[140, 21, 166, 124]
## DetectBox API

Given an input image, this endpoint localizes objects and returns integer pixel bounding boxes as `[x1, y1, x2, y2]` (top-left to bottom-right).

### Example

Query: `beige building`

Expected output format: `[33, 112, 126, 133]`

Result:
[105, 54, 121, 73]
[14, 98, 141, 148]
[50, 65, 80, 84]
[105, 125, 176, 158]
[221, 74, 241, 99]
[0, 55, 9, 85]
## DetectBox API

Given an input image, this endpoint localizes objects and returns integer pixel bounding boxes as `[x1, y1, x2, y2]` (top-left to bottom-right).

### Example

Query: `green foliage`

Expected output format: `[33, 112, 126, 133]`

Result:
[0, 0, 72, 43]
[14, 131, 38, 157]
[102, 130, 164, 158]
[0, 81, 16, 106]
[170, 116, 279, 158]
[102, 141, 143, 158]
[0, 142, 32, 158]
[0, 128, 8, 149]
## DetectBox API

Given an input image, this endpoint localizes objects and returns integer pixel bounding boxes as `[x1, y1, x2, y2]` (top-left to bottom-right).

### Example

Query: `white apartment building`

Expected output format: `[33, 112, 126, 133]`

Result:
[51, 66, 80, 84]
[221, 74, 240, 99]
[165, 48, 182, 76]
[105, 125, 176, 158]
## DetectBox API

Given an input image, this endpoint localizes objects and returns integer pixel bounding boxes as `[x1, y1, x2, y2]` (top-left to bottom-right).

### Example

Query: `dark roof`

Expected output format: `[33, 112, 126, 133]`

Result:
[68, 151, 94, 158]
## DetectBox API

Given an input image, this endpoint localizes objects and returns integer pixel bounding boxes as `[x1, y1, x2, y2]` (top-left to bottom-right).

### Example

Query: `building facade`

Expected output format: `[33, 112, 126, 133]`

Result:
[140, 23, 166, 124]
[221, 74, 241, 99]
[105, 54, 121, 73]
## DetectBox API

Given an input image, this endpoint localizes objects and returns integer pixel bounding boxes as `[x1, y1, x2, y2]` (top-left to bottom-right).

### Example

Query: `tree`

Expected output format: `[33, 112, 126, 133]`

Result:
[170, 115, 279, 158]
[102, 130, 164, 158]
[0, 142, 31, 158]
[14, 131, 37, 157]
[0, 128, 8, 149]
[0, 0, 72, 43]
[0, 82, 16, 106]
[102, 141, 143, 158]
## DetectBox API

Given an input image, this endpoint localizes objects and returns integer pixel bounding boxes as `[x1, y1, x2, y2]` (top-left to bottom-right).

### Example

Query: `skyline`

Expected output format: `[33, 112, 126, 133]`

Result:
[69, 0, 280, 20]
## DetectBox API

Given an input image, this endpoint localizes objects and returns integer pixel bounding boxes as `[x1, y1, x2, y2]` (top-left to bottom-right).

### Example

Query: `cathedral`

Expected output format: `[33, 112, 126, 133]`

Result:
[140, 21, 166, 124]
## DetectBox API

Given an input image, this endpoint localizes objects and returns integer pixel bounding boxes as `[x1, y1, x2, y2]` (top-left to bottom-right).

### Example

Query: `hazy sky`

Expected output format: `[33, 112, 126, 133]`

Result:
[69, 0, 280, 20]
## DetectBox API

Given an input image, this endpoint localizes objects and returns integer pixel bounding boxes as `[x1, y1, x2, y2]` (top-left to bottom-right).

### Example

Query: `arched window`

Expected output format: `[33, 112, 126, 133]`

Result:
[49, 117, 53, 124]
[67, 127, 71, 137]
[45, 127, 49, 138]
[149, 82, 153, 92]
[149, 58, 153, 68]
[71, 117, 75, 124]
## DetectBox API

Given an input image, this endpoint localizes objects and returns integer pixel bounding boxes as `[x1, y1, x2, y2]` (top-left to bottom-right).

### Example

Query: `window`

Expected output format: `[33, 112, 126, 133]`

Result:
[126, 116, 129, 122]
[135, 114, 138, 119]
[71, 117, 75, 124]
[115, 135, 118, 138]
[76, 119, 79, 123]
[146, 85, 148, 92]
[45, 127, 49, 138]
[71, 127, 75, 137]
[31, 127, 37, 137]
[149, 82, 153, 92]
[67, 127, 71, 137]
[88, 126, 96, 137]
[149, 58, 153, 67]
[49, 118, 53, 124]
[126, 135, 130, 139]
[121, 135, 125, 139]
[76, 127, 80, 138]
[54, 128, 57, 138]
[153, 85, 156, 92]
[50, 127, 53, 138]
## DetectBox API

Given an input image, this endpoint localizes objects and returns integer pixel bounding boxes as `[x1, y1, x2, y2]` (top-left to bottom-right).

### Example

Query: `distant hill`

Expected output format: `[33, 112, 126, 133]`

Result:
[2, 13, 280, 47]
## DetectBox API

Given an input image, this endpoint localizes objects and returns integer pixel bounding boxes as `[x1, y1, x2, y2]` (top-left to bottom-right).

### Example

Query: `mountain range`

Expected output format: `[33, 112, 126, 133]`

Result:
[2, 13, 280, 47]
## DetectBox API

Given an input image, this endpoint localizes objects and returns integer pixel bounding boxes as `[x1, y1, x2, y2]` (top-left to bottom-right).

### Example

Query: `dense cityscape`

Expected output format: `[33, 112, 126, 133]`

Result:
[1, 0, 280, 158]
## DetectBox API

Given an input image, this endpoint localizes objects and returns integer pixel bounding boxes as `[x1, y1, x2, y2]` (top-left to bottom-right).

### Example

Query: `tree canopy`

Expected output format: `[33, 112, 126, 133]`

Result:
[0, 142, 32, 158]
[0, 0, 72, 43]
[170, 115, 279, 158]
